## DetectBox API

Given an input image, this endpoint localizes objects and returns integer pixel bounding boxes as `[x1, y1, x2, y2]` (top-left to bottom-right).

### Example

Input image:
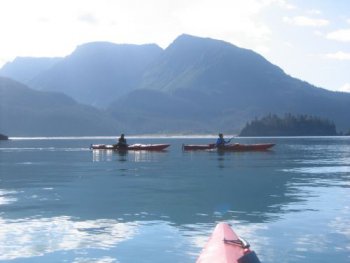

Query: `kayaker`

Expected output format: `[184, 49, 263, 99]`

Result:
[216, 133, 230, 147]
[116, 134, 128, 148]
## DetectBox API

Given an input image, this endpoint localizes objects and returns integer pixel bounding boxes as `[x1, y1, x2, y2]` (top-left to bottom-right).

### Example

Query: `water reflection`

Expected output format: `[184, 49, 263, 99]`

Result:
[0, 190, 18, 205]
[215, 151, 226, 169]
[213, 150, 275, 169]
[0, 216, 137, 261]
[2, 137, 350, 262]
[131, 151, 167, 163]
[329, 205, 350, 242]
[0, 217, 211, 262]
[283, 166, 350, 174]
[92, 150, 114, 162]
[3, 150, 310, 224]
[117, 151, 128, 162]
[92, 150, 168, 163]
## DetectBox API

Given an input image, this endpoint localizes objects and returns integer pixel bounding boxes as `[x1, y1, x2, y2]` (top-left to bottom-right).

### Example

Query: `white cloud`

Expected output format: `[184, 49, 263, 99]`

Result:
[283, 16, 329, 27]
[78, 13, 99, 25]
[313, 30, 324, 37]
[307, 9, 322, 15]
[283, 41, 294, 48]
[267, 0, 295, 10]
[327, 29, 350, 42]
[324, 51, 350, 60]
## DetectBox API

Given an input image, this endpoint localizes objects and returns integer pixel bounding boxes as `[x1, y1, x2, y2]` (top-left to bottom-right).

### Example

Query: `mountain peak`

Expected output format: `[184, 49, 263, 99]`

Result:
[28, 40, 163, 107]
[169, 34, 234, 49]
[0, 57, 62, 84]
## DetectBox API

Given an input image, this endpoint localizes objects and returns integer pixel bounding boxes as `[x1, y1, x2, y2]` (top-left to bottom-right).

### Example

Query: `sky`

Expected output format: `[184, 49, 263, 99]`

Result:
[0, 0, 349, 92]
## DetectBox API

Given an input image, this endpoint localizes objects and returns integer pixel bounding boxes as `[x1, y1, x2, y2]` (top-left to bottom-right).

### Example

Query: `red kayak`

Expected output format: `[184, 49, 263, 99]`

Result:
[183, 143, 275, 151]
[90, 143, 170, 151]
[197, 222, 261, 263]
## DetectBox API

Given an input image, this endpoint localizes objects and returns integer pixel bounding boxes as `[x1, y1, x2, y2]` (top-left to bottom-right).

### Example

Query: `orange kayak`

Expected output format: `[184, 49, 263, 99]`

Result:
[196, 223, 261, 263]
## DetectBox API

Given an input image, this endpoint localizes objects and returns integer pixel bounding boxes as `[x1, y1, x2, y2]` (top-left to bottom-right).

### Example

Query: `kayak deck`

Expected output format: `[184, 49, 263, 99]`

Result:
[183, 143, 275, 151]
[197, 222, 261, 263]
[90, 143, 170, 151]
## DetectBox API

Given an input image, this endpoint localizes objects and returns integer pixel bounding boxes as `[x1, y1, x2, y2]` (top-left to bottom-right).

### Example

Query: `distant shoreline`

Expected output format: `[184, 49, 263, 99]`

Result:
[8, 135, 221, 140]
[6, 135, 349, 140]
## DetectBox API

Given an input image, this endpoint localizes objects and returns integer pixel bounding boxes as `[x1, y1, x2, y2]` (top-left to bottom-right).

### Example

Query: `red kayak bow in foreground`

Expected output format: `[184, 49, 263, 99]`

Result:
[197, 222, 261, 263]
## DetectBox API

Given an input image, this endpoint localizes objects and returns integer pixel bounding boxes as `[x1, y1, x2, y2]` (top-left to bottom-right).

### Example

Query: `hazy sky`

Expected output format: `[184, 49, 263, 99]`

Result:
[0, 0, 349, 92]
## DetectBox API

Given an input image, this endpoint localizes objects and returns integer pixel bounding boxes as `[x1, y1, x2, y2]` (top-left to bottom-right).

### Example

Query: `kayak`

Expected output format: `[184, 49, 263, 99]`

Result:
[90, 143, 170, 151]
[183, 143, 275, 151]
[196, 222, 261, 263]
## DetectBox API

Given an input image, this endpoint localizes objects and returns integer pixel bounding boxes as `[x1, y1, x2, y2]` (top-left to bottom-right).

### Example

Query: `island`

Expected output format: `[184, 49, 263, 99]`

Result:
[0, 133, 9, 140]
[239, 114, 337, 137]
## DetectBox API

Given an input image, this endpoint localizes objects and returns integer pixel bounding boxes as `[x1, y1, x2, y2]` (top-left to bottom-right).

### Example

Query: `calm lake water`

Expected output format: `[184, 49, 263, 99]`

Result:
[0, 136, 349, 263]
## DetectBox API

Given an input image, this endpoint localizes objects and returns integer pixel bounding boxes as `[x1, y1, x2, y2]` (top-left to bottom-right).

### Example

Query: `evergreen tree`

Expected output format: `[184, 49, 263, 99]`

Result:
[239, 114, 337, 136]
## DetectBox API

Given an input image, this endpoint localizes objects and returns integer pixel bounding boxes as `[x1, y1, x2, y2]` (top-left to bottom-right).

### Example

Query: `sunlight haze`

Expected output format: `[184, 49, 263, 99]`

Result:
[0, 0, 349, 92]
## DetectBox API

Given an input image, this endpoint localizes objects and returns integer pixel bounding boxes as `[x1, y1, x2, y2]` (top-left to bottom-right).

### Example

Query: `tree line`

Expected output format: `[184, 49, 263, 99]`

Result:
[239, 113, 338, 136]
[0, 133, 8, 140]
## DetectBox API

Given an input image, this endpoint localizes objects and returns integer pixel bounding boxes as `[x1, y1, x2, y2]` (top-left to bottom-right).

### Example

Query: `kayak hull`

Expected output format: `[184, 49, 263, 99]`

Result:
[183, 143, 274, 151]
[196, 223, 260, 263]
[90, 143, 170, 151]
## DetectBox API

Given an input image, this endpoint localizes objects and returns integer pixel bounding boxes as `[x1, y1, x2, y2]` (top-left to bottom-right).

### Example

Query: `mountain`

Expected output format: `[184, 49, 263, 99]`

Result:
[0, 77, 122, 136]
[2, 34, 349, 135]
[108, 89, 211, 134]
[108, 34, 350, 133]
[0, 57, 62, 84]
[28, 42, 163, 107]
[139, 34, 284, 93]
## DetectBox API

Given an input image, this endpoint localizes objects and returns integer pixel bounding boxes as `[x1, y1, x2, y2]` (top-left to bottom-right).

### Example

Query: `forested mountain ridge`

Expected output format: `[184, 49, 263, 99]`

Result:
[1, 34, 350, 135]
[28, 42, 162, 107]
[139, 34, 285, 93]
[108, 34, 350, 133]
[0, 77, 122, 136]
[0, 57, 62, 84]
[239, 114, 337, 136]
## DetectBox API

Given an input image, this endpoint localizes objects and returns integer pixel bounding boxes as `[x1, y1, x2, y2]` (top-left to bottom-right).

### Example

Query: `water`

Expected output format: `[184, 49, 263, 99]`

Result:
[0, 136, 349, 262]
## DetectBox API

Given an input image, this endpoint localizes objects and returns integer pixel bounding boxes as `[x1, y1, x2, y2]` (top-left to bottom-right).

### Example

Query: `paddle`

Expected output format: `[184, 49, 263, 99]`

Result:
[227, 135, 236, 143]
[216, 135, 235, 148]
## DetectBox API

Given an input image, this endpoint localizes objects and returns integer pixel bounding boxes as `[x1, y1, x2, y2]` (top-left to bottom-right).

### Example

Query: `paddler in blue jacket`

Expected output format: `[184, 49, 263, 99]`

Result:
[216, 133, 230, 147]
[117, 133, 128, 149]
